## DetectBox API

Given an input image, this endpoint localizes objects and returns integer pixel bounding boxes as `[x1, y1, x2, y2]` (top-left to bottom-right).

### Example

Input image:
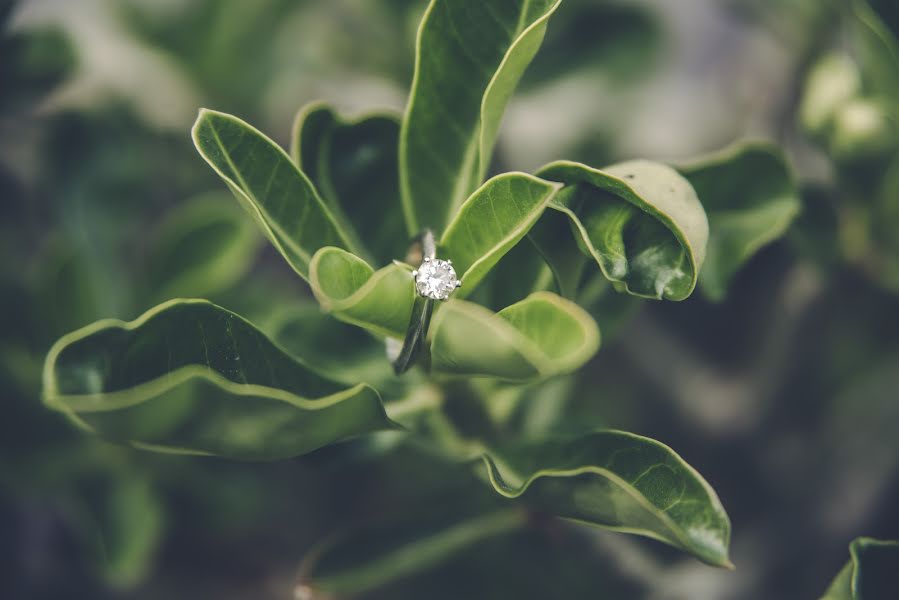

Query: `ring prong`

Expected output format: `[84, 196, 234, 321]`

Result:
[424, 257, 431, 262]
[447, 259, 452, 264]
[412, 270, 418, 277]
[456, 281, 462, 288]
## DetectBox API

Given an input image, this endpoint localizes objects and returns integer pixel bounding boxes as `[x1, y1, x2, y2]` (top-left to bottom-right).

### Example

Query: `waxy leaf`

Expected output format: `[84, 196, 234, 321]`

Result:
[536, 160, 708, 301]
[430, 292, 600, 381]
[291, 103, 405, 263]
[482, 430, 732, 567]
[440, 172, 560, 297]
[400, 0, 563, 235]
[821, 537, 899, 599]
[309, 247, 415, 340]
[42, 300, 394, 460]
[679, 143, 800, 301]
[146, 193, 261, 301]
[192, 109, 356, 279]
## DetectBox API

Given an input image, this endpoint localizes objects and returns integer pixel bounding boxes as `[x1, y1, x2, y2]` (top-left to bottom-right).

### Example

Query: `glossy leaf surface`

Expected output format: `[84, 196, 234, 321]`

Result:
[440, 172, 559, 297]
[291, 103, 405, 262]
[482, 430, 732, 566]
[821, 537, 899, 600]
[400, 0, 563, 235]
[43, 300, 394, 460]
[536, 160, 708, 301]
[430, 292, 599, 381]
[309, 247, 415, 340]
[679, 143, 800, 301]
[192, 109, 355, 279]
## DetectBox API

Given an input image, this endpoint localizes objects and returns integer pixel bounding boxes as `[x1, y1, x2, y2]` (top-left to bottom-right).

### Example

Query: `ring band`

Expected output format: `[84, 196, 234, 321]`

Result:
[392, 229, 461, 375]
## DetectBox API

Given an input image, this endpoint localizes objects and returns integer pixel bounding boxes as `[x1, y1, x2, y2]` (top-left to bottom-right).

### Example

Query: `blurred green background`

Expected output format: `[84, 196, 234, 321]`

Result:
[1, 0, 898, 598]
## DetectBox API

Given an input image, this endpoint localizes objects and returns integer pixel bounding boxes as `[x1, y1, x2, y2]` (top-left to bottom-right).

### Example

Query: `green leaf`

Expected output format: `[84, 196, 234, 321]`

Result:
[440, 172, 560, 297]
[400, 0, 563, 235]
[298, 509, 524, 598]
[145, 192, 262, 301]
[536, 160, 708, 301]
[481, 430, 732, 567]
[42, 299, 395, 460]
[430, 291, 600, 381]
[290, 102, 405, 263]
[191, 109, 356, 279]
[679, 143, 801, 301]
[309, 247, 415, 340]
[821, 537, 899, 599]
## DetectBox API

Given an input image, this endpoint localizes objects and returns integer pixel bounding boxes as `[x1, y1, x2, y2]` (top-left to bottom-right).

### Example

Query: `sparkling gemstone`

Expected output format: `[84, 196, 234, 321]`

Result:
[414, 258, 459, 300]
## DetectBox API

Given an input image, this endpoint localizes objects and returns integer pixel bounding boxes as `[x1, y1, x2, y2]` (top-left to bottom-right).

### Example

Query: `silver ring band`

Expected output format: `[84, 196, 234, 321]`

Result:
[393, 229, 460, 375]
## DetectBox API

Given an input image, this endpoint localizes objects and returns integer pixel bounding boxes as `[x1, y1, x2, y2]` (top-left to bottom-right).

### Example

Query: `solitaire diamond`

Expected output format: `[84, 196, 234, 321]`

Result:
[413, 258, 460, 300]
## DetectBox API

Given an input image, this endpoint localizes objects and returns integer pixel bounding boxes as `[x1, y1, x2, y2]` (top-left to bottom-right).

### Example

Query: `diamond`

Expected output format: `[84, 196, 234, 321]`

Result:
[413, 258, 460, 300]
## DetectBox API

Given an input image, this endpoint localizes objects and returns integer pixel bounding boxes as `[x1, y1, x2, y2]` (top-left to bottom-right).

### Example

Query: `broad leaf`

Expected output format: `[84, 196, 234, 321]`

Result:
[42, 299, 394, 460]
[679, 143, 801, 301]
[536, 160, 709, 300]
[440, 172, 560, 297]
[309, 247, 415, 340]
[482, 430, 732, 567]
[192, 109, 356, 279]
[291, 102, 405, 263]
[821, 537, 899, 599]
[145, 193, 261, 302]
[400, 0, 563, 235]
[430, 292, 599, 381]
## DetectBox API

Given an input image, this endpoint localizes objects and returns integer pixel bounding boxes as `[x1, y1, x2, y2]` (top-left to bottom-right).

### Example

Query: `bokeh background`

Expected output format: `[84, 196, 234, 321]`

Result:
[2, 0, 898, 598]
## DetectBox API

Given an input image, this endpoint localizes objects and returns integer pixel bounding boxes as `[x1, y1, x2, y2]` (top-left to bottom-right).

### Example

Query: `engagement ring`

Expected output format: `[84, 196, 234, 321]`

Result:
[413, 258, 461, 301]
[392, 229, 459, 375]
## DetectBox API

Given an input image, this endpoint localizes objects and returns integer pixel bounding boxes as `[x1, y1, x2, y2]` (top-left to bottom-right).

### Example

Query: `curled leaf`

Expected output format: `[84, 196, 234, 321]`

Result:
[43, 299, 395, 460]
[192, 109, 356, 279]
[430, 292, 600, 381]
[482, 430, 732, 567]
[536, 160, 708, 301]
[821, 537, 899, 599]
[309, 247, 415, 340]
